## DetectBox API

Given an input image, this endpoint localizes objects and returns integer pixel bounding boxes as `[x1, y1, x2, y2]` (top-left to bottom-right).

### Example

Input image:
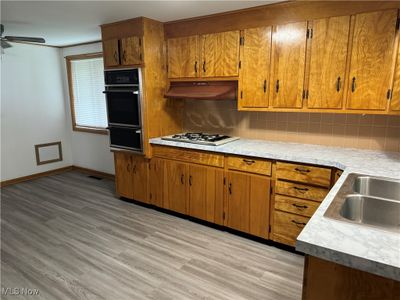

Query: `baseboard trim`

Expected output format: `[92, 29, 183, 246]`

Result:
[1, 165, 115, 188]
[72, 166, 115, 180]
[0, 166, 73, 188]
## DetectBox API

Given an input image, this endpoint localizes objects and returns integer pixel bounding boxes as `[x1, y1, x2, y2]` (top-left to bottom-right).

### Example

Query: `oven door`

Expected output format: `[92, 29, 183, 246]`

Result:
[104, 89, 141, 127]
[109, 126, 142, 152]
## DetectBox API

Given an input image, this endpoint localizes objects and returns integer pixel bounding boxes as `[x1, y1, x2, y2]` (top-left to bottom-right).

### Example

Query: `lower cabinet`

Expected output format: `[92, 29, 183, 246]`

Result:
[114, 152, 148, 203]
[163, 159, 188, 214]
[225, 171, 271, 239]
[148, 158, 164, 207]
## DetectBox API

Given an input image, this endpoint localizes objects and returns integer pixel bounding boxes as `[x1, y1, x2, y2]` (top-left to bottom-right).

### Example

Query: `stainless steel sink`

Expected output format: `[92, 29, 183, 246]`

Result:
[340, 195, 400, 230]
[353, 176, 400, 201]
[325, 173, 400, 232]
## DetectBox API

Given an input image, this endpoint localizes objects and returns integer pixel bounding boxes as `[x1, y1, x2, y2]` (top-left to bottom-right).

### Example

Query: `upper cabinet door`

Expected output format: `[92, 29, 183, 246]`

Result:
[270, 22, 307, 108]
[307, 16, 350, 109]
[167, 36, 199, 78]
[103, 39, 120, 67]
[346, 9, 398, 110]
[120, 36, 142, 65]
[390, 39, 400, 112]
[201, 31, 240, 77]
[240, 27, 272, 108]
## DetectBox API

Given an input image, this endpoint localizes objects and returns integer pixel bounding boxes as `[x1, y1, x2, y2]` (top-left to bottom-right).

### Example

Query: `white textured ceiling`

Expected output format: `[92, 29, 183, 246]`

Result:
[1, 1, 282, 47]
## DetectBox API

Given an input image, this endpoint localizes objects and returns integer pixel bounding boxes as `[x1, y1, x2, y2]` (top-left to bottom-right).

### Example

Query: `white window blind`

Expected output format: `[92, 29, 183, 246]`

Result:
[70, 57, 107, 128]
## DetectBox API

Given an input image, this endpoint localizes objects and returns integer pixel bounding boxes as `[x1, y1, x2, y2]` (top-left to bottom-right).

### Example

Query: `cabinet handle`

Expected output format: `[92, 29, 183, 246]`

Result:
[293, 186, 309, 192]
[189, 175, 192, 186]
[181, 174, 184, 185]
[295, 168, 310, 173]
[351, 77, 356, 92]
[194, 61, 198, 73]
[228, 183, 232, 195]
[122, 50, 126, 63]
[126, 164, 130, 172]
[336, 76, 341, 92]
[292, 203, 308, 210]
[242, 159, 255, 165]
[114, 51, 118, 63]
[275, 80, 280, 93]
[291, 220, 307, 227]
[203, 61, 206, 73]
[132, 164, 137, 174]
[263, 79, 267, 93]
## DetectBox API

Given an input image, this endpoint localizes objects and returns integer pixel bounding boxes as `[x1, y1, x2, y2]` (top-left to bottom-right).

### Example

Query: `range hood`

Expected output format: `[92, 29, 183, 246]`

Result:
[164, 81, 237, 100]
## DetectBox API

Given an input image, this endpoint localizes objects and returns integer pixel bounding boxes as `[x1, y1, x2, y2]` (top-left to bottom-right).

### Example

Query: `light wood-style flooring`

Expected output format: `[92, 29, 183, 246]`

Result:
[1, 171, 304, 299]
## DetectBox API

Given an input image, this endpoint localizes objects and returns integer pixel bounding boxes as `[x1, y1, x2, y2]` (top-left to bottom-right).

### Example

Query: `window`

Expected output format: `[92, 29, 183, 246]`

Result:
[66, 53, 107, 134]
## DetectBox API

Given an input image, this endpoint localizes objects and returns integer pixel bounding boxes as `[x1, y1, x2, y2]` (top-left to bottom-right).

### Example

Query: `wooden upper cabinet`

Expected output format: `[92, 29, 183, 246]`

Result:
[346, 9, 398, 110]
[120, 36, 142, 65]
[103, 39, 120, 67]
[390, 38, 400, 112]
[307, 16, 351, 109]
[270, 21, 307, 108]
[240, 27, 272, 108]
[167, 35, 199, 78]
[201, 30, 240, 77]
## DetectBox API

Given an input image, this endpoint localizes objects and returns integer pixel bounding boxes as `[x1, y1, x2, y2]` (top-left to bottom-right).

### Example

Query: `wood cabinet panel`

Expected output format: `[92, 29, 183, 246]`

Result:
[188, 165, 224, 224]
[164, 160, 187, 214]
[167, 35, 199, 78]
[227, 156, 272, 176]
[391, 39, 400, 112]
[346, 9, 398, 110]
[272, 210, 309, 246]
[103, 39, 120, 67]
[226, 172, 250, 232]
[201, 30, 240, 77]
[149, 158, 164, 207]
[307, 16, 350, 109]
[121, 36, 142, 65]
[276, 162, 332, 187]
[152, 145, 224, 167]
[249, 176, 271, 239]
[275, 180, 329, 202]
[274, 194, 319, 218]
[270, 21, 307, 108]
[114, 152, 134, 198]
[240, 27, 272, 108]
[132, 155, 148, 203]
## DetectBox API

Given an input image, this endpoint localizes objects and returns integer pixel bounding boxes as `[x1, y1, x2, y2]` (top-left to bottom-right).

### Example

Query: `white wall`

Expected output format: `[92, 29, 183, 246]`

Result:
[60, 43, 114, 174]
[0, 43, 73, 181]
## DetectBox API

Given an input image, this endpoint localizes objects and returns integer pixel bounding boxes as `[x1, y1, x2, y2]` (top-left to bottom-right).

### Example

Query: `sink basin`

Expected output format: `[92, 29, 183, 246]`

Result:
[353, 176, 400, 201]
[340, 195, 400, 230]
[325, 173, 400, 232]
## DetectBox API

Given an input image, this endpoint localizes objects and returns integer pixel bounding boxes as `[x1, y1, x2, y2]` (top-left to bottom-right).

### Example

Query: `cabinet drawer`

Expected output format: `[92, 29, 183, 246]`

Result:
[227, 156, 272, 176]
[275, 180, 328, 202]
[273, 211, 309, 247]
[152, 145, 224, 168]
[276, 162, 331, 187]
[274, 194, 319, 217]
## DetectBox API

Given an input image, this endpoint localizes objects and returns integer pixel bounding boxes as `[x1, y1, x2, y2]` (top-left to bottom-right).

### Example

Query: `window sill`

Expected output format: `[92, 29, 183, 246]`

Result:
[73, 126, 108, 135]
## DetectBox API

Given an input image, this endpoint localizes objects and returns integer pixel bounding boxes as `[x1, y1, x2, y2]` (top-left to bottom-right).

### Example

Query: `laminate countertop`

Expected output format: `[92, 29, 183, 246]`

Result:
[150, 137, 400, 281]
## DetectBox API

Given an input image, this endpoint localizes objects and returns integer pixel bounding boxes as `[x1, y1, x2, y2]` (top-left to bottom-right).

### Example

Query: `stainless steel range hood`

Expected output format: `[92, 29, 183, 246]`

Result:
[164, 81, 237, 100]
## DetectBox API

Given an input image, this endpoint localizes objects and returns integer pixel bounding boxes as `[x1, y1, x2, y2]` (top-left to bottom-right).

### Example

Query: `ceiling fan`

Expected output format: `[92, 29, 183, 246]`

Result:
[1, 24, 46, 50]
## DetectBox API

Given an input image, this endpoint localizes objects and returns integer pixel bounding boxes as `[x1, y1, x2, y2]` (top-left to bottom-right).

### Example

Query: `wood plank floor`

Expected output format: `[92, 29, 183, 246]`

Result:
[1, 171, 304, 300]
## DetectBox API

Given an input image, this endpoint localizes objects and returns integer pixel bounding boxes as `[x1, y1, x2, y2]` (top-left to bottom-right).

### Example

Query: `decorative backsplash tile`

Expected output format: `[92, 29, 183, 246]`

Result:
[184, 100, 400, 152]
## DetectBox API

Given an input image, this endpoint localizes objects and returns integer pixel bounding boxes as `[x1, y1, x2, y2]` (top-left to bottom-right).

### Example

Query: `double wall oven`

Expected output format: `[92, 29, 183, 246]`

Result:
[104, 68, 143, 153]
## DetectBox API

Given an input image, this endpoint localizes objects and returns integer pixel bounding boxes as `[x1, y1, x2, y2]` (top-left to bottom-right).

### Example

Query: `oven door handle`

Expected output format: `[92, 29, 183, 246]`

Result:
[103, 90, 139, 94]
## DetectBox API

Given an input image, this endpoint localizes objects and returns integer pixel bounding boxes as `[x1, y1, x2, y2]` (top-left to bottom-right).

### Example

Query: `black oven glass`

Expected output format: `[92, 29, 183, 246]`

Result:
[105, 69, 139, 85]
[106, 90, 140, 127]
[109, 127, 142, 151]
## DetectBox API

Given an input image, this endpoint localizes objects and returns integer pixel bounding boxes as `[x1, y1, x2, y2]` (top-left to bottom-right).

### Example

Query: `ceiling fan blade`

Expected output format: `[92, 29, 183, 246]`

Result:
[1, 40, 12, 49]
[5, 36, 45, 43]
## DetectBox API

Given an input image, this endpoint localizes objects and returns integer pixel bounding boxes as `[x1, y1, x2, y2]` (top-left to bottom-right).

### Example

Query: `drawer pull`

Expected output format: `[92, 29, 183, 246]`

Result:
[293, 186, 309, 192]
[291, 220, 307, 227]
[229, 183, 232, 195]
[294, 168, 310, 173]
[292, 203, 308, 210]
[242, 159, 255, 165]
[189, 175, 192, 186]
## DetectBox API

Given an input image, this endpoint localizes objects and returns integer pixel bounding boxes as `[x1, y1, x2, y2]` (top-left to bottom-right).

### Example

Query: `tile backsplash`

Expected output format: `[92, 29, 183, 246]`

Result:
[184, 100, 400, 152]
